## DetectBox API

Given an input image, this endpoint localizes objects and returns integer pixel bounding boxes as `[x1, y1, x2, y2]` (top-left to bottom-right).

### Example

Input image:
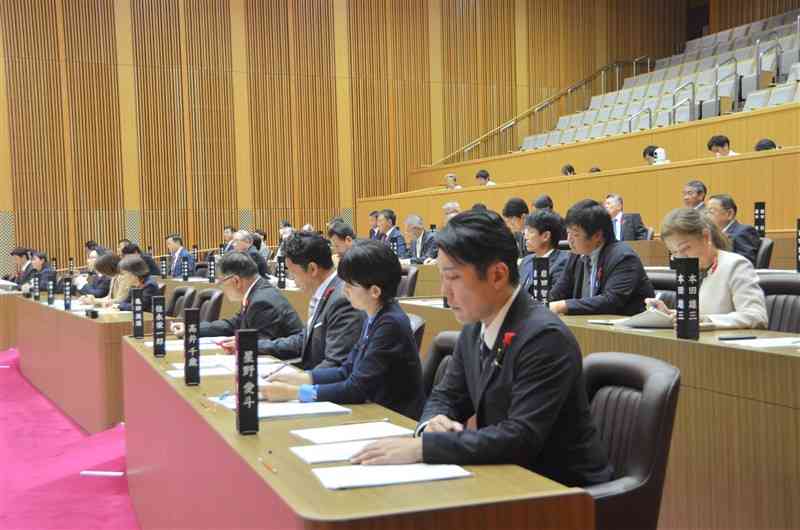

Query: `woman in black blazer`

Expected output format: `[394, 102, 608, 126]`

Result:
[29, 251, 56, 291]
[117, 255, 161, 312]
[264, 240, 425, 420]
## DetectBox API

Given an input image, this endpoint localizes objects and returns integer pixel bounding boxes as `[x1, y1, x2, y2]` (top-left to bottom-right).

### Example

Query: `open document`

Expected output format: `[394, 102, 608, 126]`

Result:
[313, 464, 471, 490]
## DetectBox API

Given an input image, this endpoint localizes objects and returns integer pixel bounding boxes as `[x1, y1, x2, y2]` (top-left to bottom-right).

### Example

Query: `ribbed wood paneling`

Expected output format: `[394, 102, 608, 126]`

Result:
[710, 0, 800, 33]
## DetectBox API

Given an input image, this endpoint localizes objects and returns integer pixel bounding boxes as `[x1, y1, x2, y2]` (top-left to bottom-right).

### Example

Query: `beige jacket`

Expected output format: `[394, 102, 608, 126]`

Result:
[699, 250, 768, 329]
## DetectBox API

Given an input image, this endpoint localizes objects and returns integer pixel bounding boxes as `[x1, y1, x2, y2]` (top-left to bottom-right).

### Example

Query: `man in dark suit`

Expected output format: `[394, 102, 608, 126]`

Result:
[253, 232, 365, 369]
[402, 214, 437, 264]
[368, 210, 381, 240]
[30, 251, 56, 290]
[166, 234, 195, 278]
[683, 180, 707, 211]
[604, 193, 649, 241]
[350, 210, 612, 487]
[501, 197, 530, 258]
[328, 221, 357, 258]
[708, 194, 761, 266]
[377, 209, 407, 256]
[7, 247, 35, 286]
[232, 230, 268, 277]
[549, 199, 654, 316]
[121, 244, 161, 276]
[519, 209, 570, 293]
[222, 225, 236, 253]
[77, 250, 111, 297]
[171, 252, 304, 340]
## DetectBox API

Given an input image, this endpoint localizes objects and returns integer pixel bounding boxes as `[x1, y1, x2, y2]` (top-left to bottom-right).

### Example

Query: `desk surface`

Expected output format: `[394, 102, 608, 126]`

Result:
[123, 338, 594, 529]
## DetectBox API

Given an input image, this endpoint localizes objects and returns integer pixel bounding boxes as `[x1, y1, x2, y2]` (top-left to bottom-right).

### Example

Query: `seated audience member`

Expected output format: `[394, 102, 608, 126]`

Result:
[76, 250, 111, 298]
[755, 138, 778, 151]
[254, 229, 270, 260]
[263, 240, 425, 419]
[25, 251, 55, 291]
[445, 173, 462, 190]
[443, 201, 462, 225]
[121, 244, 160, 276]
[647, 208, 767, 329]
[532, 194, 554, 211]
[251, 232, 365, 369]
[348, 210, 613, 487]
[683, 180, 707, 211]
[471, 203, 488, 212]
[549, 199, 654, 316]
[7, 247, 34, 286]
[327, 221, 357, 258]
[116, 239, 132, 255]
[707, 135, 737, 157]
[589, 166, 602, 173]
[520, 209, 570, 292]
[604, 193, 648, 241]
[707, 194, 761, 266]
[171, 252, 303, 340]
[232, 230, 269, 277]
[501, 197, 530, 258]
[402, 214, 437, 264]
[275, 221, 294, 258]
[80, 253, 132, 307]
[85, 240, 109, 256]
[166, 234, 195, 277]
[301, 223, 315, 232]
[368, 211, 380, 240]
[561, 164, 576, 176]
[643, 145, 669, 165]
[475, 169, 496, 187]
[222, 225, 237, 253]
[377, 209, 407, 256]
[117, 256, 160, 312]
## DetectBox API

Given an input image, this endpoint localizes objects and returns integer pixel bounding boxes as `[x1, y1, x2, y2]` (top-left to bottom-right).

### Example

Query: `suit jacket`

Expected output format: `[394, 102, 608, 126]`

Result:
[420, 290, 613, 487]
[407, 231, 438, 263]
[549, 240, 654, 316]
[199, 277, 304, 340]
[699, 250, 768, 329]
[369, 227, 381, 240]
[312, 301, 425, 420]
[258, 276, 366, 369]
[15, 263, 36, 286]
[383, 227, 408, 257]
[33, 266, 56, 291]
[79, 273, 111, 297]
[616, 213, 649, 241]
[724, 220, 760, 266]
[142, 254, 161, 276]
[519, 249, 570, 295]
[514, 232, 529, 258]
[118, 277, 161, 312]
[170, 248, 196, 278]
[246, 247, 269, 277]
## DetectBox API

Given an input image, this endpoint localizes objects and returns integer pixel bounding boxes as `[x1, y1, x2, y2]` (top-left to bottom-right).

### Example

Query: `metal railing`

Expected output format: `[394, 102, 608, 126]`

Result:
[672, 81, 697, 121]
[626, 107, 652, 133]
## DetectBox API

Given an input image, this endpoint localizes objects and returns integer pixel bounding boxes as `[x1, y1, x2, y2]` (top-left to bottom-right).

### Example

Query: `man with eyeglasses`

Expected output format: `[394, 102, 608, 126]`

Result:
[707, 194, 760, 266]
[171, 252, 303, 340]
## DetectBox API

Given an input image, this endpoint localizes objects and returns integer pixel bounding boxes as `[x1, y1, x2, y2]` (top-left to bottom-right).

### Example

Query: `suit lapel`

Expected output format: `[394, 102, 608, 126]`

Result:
[304, 277, 338, 352]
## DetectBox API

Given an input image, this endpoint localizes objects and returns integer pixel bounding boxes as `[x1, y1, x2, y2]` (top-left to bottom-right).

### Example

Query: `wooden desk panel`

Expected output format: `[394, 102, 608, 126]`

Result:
[399, 298, 460, 358]
[0, 291, 20, 350]
[123, 339, 594, 530]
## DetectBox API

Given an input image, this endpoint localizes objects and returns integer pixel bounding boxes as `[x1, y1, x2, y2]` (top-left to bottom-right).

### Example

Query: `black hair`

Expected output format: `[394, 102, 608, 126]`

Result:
[85, 240, 98, 250]
[475, 169, 490, 180]
[337, 240, 401, 303]
[589, 166, 602, 173]
[254, 228, 267, 237]
[501, 197, 530, 218]
[369, 210, 379, 217]
[95, 253, 121, 276]
[378, 209, 397, 226]
[564, 199, 615, 243]
[284, 231, 334, 271]
[280, 219, 292, 228]
[525, 210, 564, 250]
[685, 179, 707, 198]
[223, 225, 237, 232]
[10, 247, 30, 258]
[252, 233, 263, 250]
[218, 252, 258, 278]
[532, 194, 554, 210]
[755, 138, 777, 151]
[561, 164, 576, 176]
[121, 243, 142, 255]
[31, 251, 48, 262]
[435, 210, 520, 285]
[118, 238, 132, 246]
[643, 145, 658, 158]
[707, 135, 730, 150]
[709, 193, 738, 215]
[328, 221, 356, 240]
[119, 255, 150, 280]
[166, 233, 183, 245]
[471, 203, 488, 211]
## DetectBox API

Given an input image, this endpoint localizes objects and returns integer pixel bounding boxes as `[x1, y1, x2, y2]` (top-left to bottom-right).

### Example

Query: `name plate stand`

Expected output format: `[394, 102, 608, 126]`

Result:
[183, 308, 200, 386]
[160, 256, 168, 279]
[32, 276, 40, 302]
[132, 288, 145, 338]
[235, 329, 259, 435]
[675, 257, 700, 341]
[529, 257, 550, 302]
[152, 295, 166, 357]
[208, 257, 216, 283]
[754, 201, 766, 238]
[389, 239, 398, 255]
[181, 256, 189, 282]
[191, 245, 199, 264]
[47, 279, 55, 305]
[68, 257, 75, 275]
[276, 256, 286, 289]
[63, 277, 72, 311]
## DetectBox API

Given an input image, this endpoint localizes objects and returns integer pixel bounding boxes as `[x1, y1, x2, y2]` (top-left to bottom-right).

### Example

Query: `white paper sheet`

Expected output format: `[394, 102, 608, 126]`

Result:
[312, 464, 471, 490]
[165, 367, 232, 378]
[290, 422, 413, 444]
[208, 395, 351, 419]
[168, 355, 282, 371]
[290, 440, 376, 464]
[400, 298, 446, 308]
[721, 336, 800, 348]
[589, 308, 674, 329]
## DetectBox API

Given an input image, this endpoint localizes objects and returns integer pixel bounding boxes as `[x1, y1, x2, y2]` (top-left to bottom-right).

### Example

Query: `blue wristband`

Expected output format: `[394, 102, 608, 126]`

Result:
[298, 384, 318, 403]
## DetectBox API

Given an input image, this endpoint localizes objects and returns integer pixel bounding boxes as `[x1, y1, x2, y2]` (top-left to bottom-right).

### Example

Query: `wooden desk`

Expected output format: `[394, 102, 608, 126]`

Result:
[399, 298, 461, 358]
[122, 339, 595, 530]
[414, 264, 442, 297]
[16, 297, 150, 433]
[627, 240, 670, 267]
[0, 291, 20, 350]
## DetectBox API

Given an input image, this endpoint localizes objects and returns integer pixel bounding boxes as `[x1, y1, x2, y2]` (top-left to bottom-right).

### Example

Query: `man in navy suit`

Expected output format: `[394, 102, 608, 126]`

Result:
[377, 209, 407, 257]
[519, 209, 570, 293]
[402, 214, 437, 264]
[368, 210, 381, 240]
[231, 230, 269, 277]
[604, 193, 649, 241]
[707, 194, 761, 266]
[165, 233, 195, 278]
[501, 197, 530, 258]
[7, 247, 35, 286]
[549, 199, 654, 316]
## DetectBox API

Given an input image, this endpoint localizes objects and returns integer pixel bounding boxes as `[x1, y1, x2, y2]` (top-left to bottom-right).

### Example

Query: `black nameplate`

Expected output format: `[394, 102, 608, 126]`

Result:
[754, 201, 766, 238]
[160, 256, 168, 279]
[32, 276, 40, 302]
[183, 308, 200, 386]
[68, 257, 75, 275]
[430, 224, 437, 232]
[191, 245, 199, 263]
[235, 328, 260, 435]
[675, 257, 700, 340]
[63, 277, 72, 310]
[181, 256, 189, 282]
[530, 256, 550, 302]
[131, 288, 145, 338]
[276, 256, 286, 289]
[389, 239, 398, 255]
[47, 279, 55, 305]
[219, 243, 225, 255]
[152, 295, 166, 357]
[208, 257, 216, 283]
[442, 296, 450, 308]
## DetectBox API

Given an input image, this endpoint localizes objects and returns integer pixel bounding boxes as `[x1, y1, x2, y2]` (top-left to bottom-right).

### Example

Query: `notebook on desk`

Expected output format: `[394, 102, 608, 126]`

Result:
[589, 308, 674, 329]
[312, 464, 471, 490]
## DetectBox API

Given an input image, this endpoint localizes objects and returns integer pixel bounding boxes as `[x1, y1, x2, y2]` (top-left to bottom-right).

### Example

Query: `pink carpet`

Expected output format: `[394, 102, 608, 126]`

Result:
[0, 349, 140, 530]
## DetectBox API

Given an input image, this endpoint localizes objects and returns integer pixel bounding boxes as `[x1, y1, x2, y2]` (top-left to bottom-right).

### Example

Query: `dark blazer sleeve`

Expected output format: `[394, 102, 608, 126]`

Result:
[315, 295, 366, 368]
[419, 333, 476, 424]
[80, 275, 111, 297]
[258, 331, 305, 359]
[549, 250, 570, 288]
[548, 254, 578, 303]
[631, 214, 649, 240]
[422, 329, 579, 465]
[730, 224, 760, 266]
[393, 232, 408, 258]
[564, 249, 646, 315]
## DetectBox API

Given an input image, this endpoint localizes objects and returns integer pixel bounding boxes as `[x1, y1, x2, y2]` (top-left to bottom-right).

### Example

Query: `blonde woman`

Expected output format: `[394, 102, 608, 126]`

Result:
[647, 208, 767, 329]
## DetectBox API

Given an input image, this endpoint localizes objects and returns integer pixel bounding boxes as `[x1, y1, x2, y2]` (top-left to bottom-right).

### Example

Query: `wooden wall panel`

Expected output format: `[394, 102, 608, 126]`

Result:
[710, 0, 800, 33]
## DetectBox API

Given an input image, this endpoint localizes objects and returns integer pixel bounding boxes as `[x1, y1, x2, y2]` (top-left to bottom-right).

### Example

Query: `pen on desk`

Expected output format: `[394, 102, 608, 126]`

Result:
[258, 457, 278, 474]
[340, 417, 390, 425]
[260, 362, 289, 380]
[718, 335, 758, 341]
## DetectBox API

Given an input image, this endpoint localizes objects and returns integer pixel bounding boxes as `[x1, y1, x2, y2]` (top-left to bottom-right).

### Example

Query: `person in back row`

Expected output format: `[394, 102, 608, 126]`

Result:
[707, 135, 738, 157]
[475, 169, 496, 187]
[166, 234, 195, 277]
[402, 214, 437, 264]
[706, 194, 761, 267]
[561, 164, 576, 176]
[643, 145, 669, 165]
[26, 251, 56, 291]
[501, 197, 530, 258]
[377, 209, 407, 257]
[5, 247, 33, 286]
[232, 230, 268, 277]
[122, 244, 161, 277]
[80, 253, 133, 307]
[263, 240, 425, 420]
[549, 199, 654, 316]
[682, 180, 707, 211]
[604, 193, 649, 241]
[519, 209, 570, 293]
[348, 210, 613, 487]
[646, 208, 767, 329]
[327, 221, 357, 258]
[117, 255, 161, 312]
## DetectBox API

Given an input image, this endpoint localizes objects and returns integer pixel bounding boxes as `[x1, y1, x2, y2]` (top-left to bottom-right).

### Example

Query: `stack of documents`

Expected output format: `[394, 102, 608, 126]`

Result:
[145, 336, 231, 352]
[589, 308, 674, 329]
[207, 394, 351, 420]
[290, 421, 413, 444]
[164, 354, 283, 379]
[312, 464, 472, 490]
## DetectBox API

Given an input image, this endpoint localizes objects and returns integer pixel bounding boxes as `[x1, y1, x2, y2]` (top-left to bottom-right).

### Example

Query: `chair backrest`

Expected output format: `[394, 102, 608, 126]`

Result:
[157, 283, 166, 297]
[194, 263, 209, 278]
[755, 237, 774, 269]
[584, 353, 681, 530]
[645, 227, 654, 240]
[397, 266, 419, 298]
[760, 275, 800, 332]
[407, 313, 426, 353]
[193, 288, 224, 323]
[421, 331, 459, 397]
[166, 286, 197, 318]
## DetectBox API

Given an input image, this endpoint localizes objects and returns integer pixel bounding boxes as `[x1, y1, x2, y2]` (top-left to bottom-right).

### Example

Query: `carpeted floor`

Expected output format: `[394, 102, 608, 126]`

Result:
[0, 349, 140, 530]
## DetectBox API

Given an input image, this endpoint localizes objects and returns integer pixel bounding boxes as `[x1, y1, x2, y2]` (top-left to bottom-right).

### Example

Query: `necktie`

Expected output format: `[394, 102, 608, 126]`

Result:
[307, 296, 319, 332]
[479, 338, 493, 372]
[581, 256, 593, 298]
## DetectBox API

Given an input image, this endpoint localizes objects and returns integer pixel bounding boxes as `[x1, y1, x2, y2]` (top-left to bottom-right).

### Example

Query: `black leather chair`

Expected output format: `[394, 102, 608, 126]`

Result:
[192, 288, 224, 323]
[584, 353, 681, 530]
[645, 227, 655, 240]
[407, 313, 426, 353]
[558, 240, 570, 251]
[646, 268, 676, 308]
[759, 275, 800, 332]
[755, 237, 774, 269]
[166, 286, 196, 318]
[194, 263, 209, 278]
[421, 331, 459, 396]
[397, 266, 419, 298]
[156, 283, 166, 297]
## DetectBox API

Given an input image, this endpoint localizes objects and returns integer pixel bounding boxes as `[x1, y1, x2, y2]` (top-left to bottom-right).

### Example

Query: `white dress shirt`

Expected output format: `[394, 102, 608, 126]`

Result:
[307, 271, 337, 332]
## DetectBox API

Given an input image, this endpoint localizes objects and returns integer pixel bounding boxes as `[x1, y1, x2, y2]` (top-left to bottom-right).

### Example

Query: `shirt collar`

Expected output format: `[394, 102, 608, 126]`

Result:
[242, 277, 259, 306]
[590, 244, 604, 266]
[613, 212, 623, 223]
[22, 260, 31, 271]
[539, 248, 555, 258]
[312, 270, 337, 302]
[481, 285, 521, 350]
[723, 220, 735, 233]
[385, 226, 397, 237]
